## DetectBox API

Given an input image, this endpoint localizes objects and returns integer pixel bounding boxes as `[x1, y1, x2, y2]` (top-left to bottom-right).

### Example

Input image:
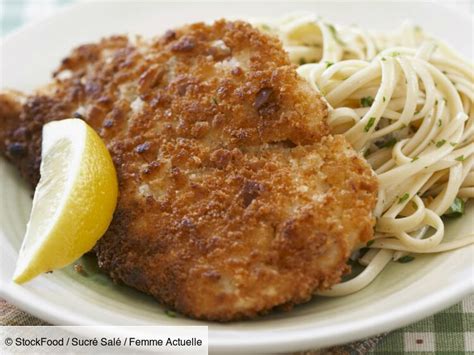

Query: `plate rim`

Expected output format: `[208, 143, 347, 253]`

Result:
[1, 275, 472, 352]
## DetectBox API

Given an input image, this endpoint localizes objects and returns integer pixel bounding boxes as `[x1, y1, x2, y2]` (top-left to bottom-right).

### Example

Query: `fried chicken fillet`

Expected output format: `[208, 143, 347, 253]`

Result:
[0, 20, 378, 321]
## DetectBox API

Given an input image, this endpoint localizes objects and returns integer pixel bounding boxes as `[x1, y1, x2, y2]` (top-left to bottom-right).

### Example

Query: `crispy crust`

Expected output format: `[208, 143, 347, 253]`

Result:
[0, 20, 378, 321]
[96, 135, 377, 320]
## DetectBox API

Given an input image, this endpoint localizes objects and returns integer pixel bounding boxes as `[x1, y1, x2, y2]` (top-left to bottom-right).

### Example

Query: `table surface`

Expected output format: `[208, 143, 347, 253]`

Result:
[0, 1, 472, 354]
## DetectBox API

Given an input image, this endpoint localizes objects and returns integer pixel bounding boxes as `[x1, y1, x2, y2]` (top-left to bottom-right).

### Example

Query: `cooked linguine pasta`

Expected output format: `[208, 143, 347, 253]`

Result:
[253, 13, 474, 296]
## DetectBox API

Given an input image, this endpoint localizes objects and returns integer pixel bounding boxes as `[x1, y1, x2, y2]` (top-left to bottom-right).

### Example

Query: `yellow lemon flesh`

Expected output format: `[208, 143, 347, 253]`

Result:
[13, 118, 118, 283]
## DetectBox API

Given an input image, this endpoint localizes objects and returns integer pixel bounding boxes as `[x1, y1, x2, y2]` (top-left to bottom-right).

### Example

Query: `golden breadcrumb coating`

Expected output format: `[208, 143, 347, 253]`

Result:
[0, 20, 377, 321]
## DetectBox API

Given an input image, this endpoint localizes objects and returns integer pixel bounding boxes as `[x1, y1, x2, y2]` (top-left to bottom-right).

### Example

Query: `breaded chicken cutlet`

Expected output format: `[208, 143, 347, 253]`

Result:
[0, 20, 378, 321]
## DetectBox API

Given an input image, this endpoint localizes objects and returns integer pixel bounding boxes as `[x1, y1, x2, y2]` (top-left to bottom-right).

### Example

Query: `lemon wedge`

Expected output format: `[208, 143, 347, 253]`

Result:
[13, 118, 118, 283]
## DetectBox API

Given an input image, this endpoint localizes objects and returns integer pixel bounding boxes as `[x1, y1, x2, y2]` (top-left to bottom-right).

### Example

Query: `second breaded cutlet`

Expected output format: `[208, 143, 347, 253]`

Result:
[0, 20, 378, 321]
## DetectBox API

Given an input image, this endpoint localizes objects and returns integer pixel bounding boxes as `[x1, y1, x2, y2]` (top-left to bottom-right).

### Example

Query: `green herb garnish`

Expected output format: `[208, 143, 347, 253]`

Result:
[328, 24, 345, 45]
[375, 137, 397, 148]
[411, 156, 419, 162]
[367, 240, 375, 247]
[398, 255, 415, 263]
[360, 96, 374, 107]
[384, 137, 397, 147]
[398, 193, 410, 204]
[211, 97, 218, 105]
[438, 120, 442, 127]
[299, 58, 307, 65]
[325, 61, 334, 68]
[383, 96, 386, 102]
[455, 155, 465, 162]
[165, 310, 177, 318]
[364, 117, 376, 132]
[436, 139, 446, 148]
[444, 197, 465, 217]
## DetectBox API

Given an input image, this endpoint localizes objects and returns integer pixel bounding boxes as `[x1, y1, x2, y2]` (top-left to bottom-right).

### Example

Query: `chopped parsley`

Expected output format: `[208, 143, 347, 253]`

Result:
[436, 139, 446, 148]
[450, 142, 457, 147]
[364, 117, 376, 132]
[299, 58, 307, 65]
[383, 96, 386, 102]
[411, 156, 419, 162]
[398, 193, 410, 204]
[367, 240, 375, 247]
[390, 51, 401, 57]
[381, 57, 386, 61]
[165, 310, 177, 318]
[211, 97, 218, 105]
[398, 255, 415, 263]
[328, 24, 345, 45]
[438, 119, 442, 127]
[360, 96, 374, 107]
[375, 137, 397, 148]
[455, 155, 465, 162]
[411, 201, 418, 210]
[383, 137, 397, 147]
[443, 197, 465, 218]
[325, 61, 334, 68]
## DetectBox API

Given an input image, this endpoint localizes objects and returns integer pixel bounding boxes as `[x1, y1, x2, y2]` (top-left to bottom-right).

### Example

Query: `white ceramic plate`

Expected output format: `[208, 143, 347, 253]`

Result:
[1, 1, 473, 353]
